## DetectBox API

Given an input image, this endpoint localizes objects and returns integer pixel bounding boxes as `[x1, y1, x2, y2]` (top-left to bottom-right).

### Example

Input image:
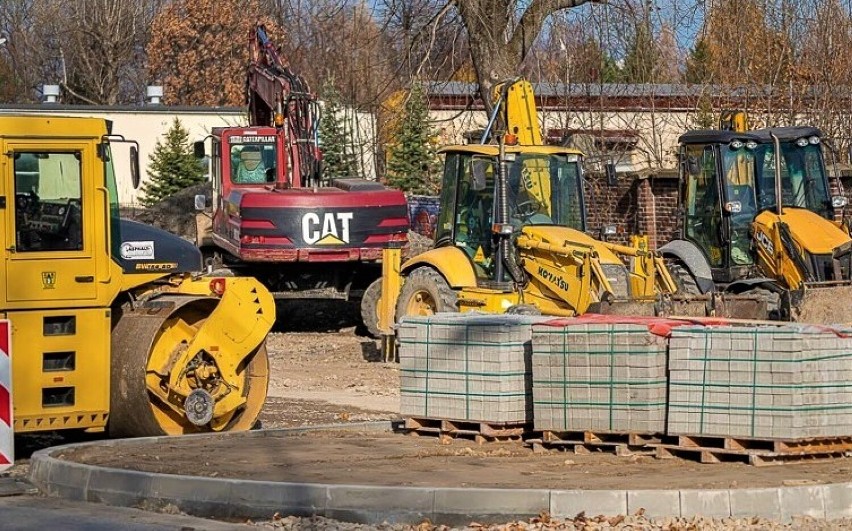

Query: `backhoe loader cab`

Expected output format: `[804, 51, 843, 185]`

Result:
[668, 129, 765, 288]
[663, 126, 852, 323]
[434, 144, 587, 281]
[748, 126, 843, 220]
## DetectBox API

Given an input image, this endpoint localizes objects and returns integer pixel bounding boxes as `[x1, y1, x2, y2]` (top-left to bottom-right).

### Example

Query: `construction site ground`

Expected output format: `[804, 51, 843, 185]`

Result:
[35, 300, 852, 491]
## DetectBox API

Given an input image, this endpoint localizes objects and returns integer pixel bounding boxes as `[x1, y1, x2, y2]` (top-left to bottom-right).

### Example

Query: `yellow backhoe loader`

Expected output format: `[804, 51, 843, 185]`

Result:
[2, 115, 273, 438]
[660, 121, 852, 323]
[371, 79, 684, 356]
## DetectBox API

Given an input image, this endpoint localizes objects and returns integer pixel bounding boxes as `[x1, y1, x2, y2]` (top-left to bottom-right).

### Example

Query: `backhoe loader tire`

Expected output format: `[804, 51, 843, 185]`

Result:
[666, 259, 702, 295]
[396, 267, 458, 319]
[360, 278, 383, 338]
[507, 304, 541, 316]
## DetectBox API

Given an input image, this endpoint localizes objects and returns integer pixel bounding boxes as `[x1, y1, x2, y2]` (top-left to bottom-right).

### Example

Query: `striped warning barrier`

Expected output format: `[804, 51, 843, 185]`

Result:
[0, 320, 12, 471]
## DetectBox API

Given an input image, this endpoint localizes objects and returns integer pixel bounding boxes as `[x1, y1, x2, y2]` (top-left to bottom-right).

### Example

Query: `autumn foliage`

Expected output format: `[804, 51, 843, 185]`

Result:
[146, 0, 280, 106]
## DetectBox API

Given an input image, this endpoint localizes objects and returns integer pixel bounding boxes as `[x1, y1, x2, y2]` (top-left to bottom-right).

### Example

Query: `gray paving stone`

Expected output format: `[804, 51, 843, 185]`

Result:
[729, 488, 781, 518]
[550, 490, 627, 518]
[780, 485, 826, 521]
[85, 468, 153, 507]
[680, 489, 731, 518]
[627, 489, 680, 518]
[434, 487, 549, 515]
[823, 483, 852, 518]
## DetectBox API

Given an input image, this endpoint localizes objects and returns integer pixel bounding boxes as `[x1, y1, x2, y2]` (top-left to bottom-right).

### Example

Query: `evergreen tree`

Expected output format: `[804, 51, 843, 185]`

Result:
[623, 22, 658, 83]
[319, 80, 358, 180]
[692, 94, 716, 129]
[384, 81, 439, 195]
[139, 118, 206, 207]
[684, 38, 713, 84]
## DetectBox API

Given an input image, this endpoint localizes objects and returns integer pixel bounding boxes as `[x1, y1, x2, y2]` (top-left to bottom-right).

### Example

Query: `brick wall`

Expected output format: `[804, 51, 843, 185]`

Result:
[584, 170, 680, 247]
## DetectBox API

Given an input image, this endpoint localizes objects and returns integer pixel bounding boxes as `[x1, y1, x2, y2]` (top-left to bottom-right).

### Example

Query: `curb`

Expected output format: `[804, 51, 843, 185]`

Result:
[29, 422, 852, 526]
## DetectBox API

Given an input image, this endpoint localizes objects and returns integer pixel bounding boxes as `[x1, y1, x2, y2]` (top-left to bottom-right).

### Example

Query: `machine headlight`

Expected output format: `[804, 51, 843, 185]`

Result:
[809, 136, 821, 145]
[730, 139, 744, 150]
[796, 137, 809, 147]
[745, 141, 758, 150]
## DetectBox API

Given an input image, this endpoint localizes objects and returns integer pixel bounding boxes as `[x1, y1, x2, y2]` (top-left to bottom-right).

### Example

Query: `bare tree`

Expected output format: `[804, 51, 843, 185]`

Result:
[454, 0, 601, 113]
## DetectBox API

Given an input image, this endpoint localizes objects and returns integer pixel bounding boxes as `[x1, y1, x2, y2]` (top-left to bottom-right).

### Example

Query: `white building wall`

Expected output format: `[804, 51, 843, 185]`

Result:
[0, 104, 378, 206]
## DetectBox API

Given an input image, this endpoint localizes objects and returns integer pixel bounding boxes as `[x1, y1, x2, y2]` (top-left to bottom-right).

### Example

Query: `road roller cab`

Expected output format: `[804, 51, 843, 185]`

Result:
[0, 115, 274, 437]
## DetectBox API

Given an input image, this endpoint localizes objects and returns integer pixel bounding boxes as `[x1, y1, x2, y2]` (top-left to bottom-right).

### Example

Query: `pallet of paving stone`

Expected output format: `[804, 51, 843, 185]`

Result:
[526, 429, 661, 456]
[402, 416, 529, 443]
[653, 434, 852, 466]
[531, 319, 669, 435]
[397, 313, 550, 425]
[667, 324, 852, 440]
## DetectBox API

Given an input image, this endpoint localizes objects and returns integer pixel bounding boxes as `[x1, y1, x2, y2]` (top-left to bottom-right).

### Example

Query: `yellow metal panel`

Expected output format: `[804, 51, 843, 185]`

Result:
[401, 246, 478, 288]
[9, 308, 110, 433]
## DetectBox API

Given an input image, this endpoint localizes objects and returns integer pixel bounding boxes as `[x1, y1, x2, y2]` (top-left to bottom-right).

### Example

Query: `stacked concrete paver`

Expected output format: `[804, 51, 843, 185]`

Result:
[531, 322, 668, 434]
[668, 325, 852, 439]
[397, 313, 549, 424]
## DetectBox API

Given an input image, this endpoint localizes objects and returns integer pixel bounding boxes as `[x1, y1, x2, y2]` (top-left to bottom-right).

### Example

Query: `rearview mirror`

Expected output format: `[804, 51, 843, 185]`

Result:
[471, 160, 490, 192]
[193, 141, 205, 159]
[687, 155, 700, 176]
[194, 194, 207, 211]
[130, 145, 140, 189]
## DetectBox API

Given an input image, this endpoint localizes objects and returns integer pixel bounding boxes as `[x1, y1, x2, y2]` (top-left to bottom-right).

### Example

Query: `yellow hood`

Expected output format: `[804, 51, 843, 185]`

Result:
[755, 208, 851, 255]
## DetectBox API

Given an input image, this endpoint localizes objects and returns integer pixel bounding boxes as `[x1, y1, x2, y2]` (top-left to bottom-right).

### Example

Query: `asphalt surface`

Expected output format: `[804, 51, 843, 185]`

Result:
[0, 488, 249, 530]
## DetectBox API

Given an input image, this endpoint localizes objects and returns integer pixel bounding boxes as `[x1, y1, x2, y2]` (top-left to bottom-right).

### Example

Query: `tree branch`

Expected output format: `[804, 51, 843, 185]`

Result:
[509, 0, 604, 62]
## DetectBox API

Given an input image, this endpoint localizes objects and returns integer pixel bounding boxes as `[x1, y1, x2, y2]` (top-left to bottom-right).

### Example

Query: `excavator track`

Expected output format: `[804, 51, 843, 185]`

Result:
[109, 291, 270, 438]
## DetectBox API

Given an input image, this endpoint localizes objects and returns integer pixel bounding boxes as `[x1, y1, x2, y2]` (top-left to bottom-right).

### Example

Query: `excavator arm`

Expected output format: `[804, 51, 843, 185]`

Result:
[247, 24, 321, 186]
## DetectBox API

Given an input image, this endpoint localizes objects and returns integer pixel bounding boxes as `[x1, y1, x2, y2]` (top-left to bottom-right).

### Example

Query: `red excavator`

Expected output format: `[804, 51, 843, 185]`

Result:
[194, 23, 409, 332]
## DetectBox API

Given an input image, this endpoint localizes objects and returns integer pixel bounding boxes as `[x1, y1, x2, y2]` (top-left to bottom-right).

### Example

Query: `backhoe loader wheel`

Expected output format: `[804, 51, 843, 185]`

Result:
[665, 259, 701, 295]
[360, 278, 383, 338]
[396, 267, 458, 319]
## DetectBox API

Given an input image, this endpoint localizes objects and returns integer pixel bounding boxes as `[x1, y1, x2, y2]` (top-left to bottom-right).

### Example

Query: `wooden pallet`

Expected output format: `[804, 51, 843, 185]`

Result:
[653, 434, 852, 466]
[526, 430, 662, 456]
[402, 417, 529, 444]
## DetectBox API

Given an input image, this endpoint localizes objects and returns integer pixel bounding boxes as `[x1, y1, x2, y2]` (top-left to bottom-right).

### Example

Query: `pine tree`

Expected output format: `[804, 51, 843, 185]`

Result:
[384, 81, 439, 195]
[684, 38, 713, 84]
[623, 21, 658, 84]
[319, 80, 358, 180]
[139, 118, 206, 207]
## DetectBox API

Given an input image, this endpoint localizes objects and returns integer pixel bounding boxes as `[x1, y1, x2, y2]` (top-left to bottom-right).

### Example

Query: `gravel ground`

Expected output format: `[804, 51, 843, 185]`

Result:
[251, 513, 852, 530]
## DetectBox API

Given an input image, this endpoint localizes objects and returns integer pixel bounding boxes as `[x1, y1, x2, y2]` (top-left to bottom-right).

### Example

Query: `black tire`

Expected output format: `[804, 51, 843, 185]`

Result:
[506, 304, 541, 316]
[360, 278, 383, 338]
[665, 259, 702, 295]
[396, 267, 458, 320]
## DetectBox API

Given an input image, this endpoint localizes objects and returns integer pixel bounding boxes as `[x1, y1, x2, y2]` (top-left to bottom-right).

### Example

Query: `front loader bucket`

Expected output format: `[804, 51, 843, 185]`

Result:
[591, 293, 773, 321]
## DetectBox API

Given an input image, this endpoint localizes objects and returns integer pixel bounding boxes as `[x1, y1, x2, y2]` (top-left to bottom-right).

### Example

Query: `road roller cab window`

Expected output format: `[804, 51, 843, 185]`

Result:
[13, 152, 84, 252]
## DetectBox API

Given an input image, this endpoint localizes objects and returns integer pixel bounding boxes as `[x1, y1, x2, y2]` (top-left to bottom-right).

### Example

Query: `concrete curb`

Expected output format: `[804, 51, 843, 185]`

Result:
[29, 422, 852, 525]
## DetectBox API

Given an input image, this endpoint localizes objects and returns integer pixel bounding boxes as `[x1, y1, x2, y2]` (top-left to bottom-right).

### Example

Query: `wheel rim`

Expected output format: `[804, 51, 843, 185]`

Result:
[146, 309, 269, 435]
[405, 289, 438, 316]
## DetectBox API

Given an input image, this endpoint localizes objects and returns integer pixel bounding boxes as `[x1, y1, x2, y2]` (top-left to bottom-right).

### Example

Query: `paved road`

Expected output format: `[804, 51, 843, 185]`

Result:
[0, 494, 251, 531]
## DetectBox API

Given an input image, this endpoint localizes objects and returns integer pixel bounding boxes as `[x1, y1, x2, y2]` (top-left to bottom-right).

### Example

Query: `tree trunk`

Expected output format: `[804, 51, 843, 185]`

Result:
[456, 0, 599, 121]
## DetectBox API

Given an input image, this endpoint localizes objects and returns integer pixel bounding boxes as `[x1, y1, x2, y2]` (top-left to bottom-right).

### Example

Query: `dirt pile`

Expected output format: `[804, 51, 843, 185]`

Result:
[123, 182, 212, 241]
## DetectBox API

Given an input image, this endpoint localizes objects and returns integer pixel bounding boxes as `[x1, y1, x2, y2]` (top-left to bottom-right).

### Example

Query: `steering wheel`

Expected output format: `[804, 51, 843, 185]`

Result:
[514, 197, 542, 220]
[15, 191, 38, 215]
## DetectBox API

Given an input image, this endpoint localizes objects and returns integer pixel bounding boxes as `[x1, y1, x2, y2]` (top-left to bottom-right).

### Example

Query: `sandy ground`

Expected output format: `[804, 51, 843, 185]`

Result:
[7, 300, 852, 529]
[53, 301, 852, 491]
